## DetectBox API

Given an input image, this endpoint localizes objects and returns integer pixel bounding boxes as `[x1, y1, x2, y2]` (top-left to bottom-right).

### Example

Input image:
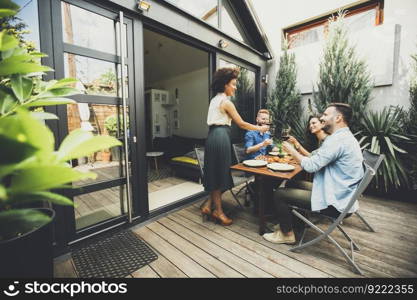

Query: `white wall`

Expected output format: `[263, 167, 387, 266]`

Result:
[150, 67, 209, 139]
[251, 0, 417, 112]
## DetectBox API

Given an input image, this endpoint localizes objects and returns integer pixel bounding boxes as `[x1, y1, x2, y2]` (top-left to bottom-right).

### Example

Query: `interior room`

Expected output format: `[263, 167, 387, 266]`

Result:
[143, 29, 209, 211]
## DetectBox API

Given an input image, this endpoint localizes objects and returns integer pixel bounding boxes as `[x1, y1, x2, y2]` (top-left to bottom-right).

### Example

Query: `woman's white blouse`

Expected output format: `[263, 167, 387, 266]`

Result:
[207, 93, 232, 126]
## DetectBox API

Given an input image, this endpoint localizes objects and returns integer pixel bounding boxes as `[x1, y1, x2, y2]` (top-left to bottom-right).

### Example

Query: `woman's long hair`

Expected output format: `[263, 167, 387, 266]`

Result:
[305, 114, 323, 150]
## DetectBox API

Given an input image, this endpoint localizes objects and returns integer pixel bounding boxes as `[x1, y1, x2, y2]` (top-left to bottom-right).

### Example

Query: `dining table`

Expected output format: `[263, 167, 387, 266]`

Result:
[230, 156, 303, 235]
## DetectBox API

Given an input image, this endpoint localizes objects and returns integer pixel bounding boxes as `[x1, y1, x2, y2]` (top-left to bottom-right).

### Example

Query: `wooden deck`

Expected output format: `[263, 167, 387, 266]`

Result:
[55, 190, 417, 278]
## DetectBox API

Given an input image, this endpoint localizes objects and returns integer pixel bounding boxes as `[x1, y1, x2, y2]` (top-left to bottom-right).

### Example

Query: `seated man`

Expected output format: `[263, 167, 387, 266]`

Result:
[244, 109, 277, 159]
[244, 109, 278, 211]
[263, 103, 364, 244]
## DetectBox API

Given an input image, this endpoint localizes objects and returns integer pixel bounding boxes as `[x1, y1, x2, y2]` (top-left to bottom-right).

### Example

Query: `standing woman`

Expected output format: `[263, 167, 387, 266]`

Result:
[202, 68, 268, 226]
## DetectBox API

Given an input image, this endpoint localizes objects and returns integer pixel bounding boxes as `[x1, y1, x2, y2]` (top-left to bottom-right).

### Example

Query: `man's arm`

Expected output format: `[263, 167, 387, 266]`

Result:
[246, 137, 272, 154]
[283, 140, 341, 173]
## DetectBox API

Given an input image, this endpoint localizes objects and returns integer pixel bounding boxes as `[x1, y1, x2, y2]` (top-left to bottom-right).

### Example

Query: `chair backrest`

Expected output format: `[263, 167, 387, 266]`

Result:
[325, 150, 385, 231]
[363, 149, 384, 171]
[232, 143, 247, 163]
[194, 147, 205, 179]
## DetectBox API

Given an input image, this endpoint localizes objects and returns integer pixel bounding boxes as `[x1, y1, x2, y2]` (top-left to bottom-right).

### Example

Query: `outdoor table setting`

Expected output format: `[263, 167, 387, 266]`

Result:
[230, 152, 303, 235]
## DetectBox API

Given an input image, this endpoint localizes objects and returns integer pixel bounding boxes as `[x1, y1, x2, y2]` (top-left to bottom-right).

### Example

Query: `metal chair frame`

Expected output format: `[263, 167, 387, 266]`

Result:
[289, 150, 385, 275]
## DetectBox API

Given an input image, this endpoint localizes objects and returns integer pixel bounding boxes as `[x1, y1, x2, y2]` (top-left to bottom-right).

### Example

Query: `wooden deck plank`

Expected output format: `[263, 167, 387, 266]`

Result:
[168, 212, 330, 278]
[172, 209, 308, 278]
[182, 206, 360, 278]
[133, 226, 215, 278]
[146, 253, 188, 278]
[131, 265, 160, 278]
[208, 202, 415, 278]
[147, 221, 245, 277]
[158, 217, 274, 278]
[54, 258, 78, 278]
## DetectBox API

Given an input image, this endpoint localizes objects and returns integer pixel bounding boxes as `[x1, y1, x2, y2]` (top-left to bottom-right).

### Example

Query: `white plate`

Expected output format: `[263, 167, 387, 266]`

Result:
[243, 160, 267, 167]
[267, 163, 295, 171]
[269, 152, 279, 156]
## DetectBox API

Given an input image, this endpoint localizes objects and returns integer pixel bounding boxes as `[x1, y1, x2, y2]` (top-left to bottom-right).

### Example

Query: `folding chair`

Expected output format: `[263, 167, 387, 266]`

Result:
[231, 143, 256, 207]
[194, 147, 244, 209]
[288, 150, 384, 275]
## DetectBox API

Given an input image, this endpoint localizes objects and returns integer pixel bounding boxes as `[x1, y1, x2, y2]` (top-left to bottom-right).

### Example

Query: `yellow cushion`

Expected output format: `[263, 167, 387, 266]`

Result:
[171, 156, 198, 165]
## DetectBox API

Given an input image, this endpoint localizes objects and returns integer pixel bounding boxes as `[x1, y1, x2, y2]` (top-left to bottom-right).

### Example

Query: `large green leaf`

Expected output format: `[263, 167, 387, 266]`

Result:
[0, 209, 50, 241]
[0, 31, 18, 51]
[0, 0, 20, 10]
[38, 87, 79, 98]
[56, 129, 122, 162]
[0, 8, 16, 17]
[0, 87, 17, 115]
[0, 184, 6, 200]
[30, 111, 59, 120]
[0, 134, 38, 165]
[49, 78, 78, 89]
[8, 165, 97, 194]
[0, 61, 52, 76]
[11, 75, 33, 103]
[23, 97, 75, 108]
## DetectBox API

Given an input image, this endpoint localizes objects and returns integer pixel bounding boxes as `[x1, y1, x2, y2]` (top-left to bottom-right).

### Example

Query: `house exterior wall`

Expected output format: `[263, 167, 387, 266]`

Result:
[254, 0, 417, 112]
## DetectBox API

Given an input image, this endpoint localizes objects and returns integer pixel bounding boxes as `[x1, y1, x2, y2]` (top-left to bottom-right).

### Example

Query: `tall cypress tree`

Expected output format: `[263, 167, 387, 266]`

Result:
[267, 38, 303, 141]
[313, 11, 373, 133]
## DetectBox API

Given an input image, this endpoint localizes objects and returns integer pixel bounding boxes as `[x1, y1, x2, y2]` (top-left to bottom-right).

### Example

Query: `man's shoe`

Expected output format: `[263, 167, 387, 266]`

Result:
[262, 229, 296, 245]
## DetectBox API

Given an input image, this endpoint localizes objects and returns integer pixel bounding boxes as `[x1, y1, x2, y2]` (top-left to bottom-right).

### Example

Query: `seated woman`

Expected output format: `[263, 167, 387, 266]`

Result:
[285, 114, 327, 191]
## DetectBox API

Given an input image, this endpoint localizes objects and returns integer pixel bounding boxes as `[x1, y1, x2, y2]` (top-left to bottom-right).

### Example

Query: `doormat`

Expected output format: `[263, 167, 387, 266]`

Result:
[72, 230, 158, 278]
[147, 166, 172, 182]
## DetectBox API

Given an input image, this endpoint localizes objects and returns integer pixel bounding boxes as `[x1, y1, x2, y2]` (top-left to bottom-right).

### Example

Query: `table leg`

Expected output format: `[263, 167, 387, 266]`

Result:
[154, 157, 159, 176]
[258, 175, 266, 235]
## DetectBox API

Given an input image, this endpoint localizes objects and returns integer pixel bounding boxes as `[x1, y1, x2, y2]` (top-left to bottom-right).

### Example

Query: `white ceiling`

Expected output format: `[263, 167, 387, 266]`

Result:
[144, 29, 208, 86]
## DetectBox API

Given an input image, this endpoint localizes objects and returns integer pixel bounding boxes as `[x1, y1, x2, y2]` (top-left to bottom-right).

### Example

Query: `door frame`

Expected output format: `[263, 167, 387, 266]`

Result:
[40, 0, 144, 253]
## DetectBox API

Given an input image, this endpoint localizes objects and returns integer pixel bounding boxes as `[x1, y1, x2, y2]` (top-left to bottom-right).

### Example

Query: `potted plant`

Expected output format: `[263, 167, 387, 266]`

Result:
[0, 1, 121, 277]
[104, 114, 129, 161]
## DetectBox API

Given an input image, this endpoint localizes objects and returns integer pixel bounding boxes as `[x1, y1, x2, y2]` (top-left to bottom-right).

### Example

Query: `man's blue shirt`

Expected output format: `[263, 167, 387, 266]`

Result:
[300, 127, 364, 213]
[244, 130, 272, 159]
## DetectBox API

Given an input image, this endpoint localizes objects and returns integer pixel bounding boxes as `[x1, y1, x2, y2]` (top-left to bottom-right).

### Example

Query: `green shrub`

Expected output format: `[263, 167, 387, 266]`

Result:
[0, 1, 121, 241]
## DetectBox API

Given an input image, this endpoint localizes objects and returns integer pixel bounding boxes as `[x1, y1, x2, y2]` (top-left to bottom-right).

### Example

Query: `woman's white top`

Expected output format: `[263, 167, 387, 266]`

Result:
[207, 93, 232, 126]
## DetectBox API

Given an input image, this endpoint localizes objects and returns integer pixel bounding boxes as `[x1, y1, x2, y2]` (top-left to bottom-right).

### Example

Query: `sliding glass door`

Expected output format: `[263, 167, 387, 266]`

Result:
[51, 0, 138, 241]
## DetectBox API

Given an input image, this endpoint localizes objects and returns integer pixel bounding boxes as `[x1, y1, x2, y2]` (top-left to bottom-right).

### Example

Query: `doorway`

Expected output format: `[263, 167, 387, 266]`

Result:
[143, 29, 209, 211]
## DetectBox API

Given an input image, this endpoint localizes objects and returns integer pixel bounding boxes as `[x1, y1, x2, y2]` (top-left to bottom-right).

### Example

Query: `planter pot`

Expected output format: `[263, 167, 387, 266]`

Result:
[111, 147, 120, 161]
[0, 208, 55, 278]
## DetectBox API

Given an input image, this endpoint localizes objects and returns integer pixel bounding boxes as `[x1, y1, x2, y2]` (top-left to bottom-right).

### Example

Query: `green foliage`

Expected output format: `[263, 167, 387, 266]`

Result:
[266, 38, 304, 143]
[313, 11, 373, 133]
[104, 113, 129, 137]
[0, 2, 122, 241]
[231, 68, 255, 142]
[358, 106, 410, 192]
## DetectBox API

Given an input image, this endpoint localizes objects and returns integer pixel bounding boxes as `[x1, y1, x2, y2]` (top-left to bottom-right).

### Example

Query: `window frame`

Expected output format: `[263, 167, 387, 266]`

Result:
[284, 0, 384, 49]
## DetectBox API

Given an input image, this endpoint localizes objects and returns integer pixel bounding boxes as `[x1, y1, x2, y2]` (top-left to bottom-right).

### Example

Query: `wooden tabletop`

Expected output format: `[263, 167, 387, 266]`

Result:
[230, 160, 303, 179]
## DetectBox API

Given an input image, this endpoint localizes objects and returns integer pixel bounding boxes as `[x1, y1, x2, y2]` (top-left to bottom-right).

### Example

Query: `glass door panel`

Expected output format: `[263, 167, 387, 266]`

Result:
[60, 0, 135, 233]
[219, 59, 256, 142]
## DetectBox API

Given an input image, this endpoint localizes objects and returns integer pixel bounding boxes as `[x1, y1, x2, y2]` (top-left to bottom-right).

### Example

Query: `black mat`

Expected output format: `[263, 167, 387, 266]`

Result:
[147, 165, 172, 182]
[72, 230, 158, 278]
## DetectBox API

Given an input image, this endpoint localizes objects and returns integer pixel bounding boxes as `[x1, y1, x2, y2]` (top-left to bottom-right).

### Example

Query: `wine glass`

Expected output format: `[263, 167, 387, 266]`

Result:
[281, 127, 291, 141]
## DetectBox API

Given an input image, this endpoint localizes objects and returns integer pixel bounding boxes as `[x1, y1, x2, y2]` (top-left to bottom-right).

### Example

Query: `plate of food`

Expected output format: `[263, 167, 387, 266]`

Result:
[243, 159, 268, 167]
[267, 162, 295, 171]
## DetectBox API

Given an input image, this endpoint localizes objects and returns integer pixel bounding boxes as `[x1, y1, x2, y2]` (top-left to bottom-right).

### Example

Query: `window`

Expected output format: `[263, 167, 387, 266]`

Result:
[284, 0, 384, 48]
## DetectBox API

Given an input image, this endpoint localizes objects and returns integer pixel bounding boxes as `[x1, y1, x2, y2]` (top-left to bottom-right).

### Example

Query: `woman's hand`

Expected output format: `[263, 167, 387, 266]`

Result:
[287, 135, 300, 150]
